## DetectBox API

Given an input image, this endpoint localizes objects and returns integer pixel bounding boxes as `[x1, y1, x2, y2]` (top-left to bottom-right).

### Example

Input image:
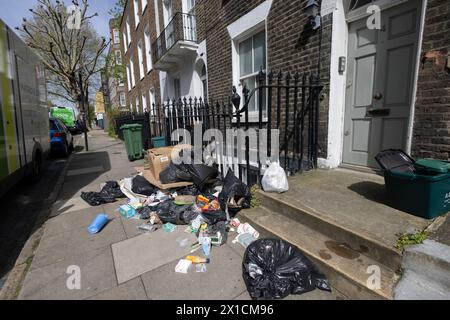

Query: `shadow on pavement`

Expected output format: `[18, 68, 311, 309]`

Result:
[348, 181, 389, 205]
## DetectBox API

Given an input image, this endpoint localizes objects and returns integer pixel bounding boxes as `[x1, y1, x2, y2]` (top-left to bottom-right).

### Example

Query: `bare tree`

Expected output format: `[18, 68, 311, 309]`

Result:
[17, 0, 109, 112]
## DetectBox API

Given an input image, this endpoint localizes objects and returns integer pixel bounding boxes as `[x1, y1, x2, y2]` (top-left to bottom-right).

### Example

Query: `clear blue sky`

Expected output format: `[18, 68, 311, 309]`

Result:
[0, 0, 116, 39]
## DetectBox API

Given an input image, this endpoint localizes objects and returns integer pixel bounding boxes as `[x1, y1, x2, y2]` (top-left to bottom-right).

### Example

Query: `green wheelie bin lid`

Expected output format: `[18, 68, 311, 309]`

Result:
[120, 124, 143, 131]
[414, 159, 450, 174]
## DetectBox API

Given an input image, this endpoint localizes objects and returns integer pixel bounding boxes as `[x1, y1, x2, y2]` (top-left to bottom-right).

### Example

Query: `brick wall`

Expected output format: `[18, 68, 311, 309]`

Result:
[121, 0, 161, 112]
[412, 0, 450, 160]
[196, 0, 332, 158]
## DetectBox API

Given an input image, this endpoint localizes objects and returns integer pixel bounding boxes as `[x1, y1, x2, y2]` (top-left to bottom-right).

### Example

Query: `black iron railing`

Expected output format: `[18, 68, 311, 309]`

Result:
[114, 70, 322, 186]
[152, 12, 197, 63]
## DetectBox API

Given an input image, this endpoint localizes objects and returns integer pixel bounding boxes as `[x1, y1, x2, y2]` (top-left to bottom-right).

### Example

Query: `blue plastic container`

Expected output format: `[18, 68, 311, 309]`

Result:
[152, 136, 167, 148]
[88, 214, 109, 234]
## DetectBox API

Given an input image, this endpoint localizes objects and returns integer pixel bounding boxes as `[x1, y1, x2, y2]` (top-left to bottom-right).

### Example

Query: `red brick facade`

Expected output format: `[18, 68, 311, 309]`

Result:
[412, 0, 450, 159]
[121, 0, 161, 112]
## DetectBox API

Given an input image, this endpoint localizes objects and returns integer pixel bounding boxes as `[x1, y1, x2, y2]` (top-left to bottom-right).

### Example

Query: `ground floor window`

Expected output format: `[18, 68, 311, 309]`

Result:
[238, 29, 266, 114]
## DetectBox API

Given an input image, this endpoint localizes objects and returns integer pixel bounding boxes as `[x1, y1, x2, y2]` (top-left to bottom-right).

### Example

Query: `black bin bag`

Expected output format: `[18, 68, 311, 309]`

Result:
[219, 170, 252, 214]
[160, 162, 192, 184]
[243, 239, 331, 300]
[132, 175, 157, 196]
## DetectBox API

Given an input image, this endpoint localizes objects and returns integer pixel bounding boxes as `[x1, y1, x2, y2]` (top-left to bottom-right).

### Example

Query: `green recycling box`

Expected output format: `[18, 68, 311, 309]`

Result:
[384, 167, 450, 220]
[120, 124, 144, 161]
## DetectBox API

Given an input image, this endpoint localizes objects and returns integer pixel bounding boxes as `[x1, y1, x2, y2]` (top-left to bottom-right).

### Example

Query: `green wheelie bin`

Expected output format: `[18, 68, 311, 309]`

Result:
[120, 124, 144, 161]
[376, 150, 450, 219]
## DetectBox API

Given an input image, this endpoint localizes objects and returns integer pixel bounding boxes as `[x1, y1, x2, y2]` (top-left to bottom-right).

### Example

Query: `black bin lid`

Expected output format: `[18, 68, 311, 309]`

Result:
[375, 149, 415, 172]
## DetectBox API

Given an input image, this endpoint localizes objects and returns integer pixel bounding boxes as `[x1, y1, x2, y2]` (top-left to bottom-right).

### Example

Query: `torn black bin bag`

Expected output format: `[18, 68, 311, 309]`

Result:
[81, 192, 116, 206]
[243, 239, 331, 300]
[132, 175, 157, 196]
[202, 210, 228, 225]
[160, 162, 192, 184]
[81, 181, 125, 206]
[102, 181, 125, 199]
[219, 170, 252, 214]
[184, 164, 219, 190]
[154, 201, 192, 225]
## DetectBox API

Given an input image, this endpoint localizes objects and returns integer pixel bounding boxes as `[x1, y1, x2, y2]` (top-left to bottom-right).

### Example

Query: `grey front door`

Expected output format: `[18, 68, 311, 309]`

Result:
[343, 0, 421, 167]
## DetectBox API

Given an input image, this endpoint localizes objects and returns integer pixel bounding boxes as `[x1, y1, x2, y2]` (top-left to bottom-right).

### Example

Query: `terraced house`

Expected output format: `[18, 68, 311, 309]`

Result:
[121, 0, 161, 113]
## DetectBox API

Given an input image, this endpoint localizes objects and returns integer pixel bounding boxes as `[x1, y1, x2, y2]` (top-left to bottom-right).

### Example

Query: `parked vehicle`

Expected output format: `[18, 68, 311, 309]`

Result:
[0, 19, 50, 197]
[50, 106, 80, 135]
[49, 118, 74, 157]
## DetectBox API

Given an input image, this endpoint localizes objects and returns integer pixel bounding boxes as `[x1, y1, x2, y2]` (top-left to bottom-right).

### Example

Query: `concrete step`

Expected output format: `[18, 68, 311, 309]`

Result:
[394, 270, 450, 300]
[402, 240, 450, 289]
[256, 189, 404, 271]
[239, 206, 399, 300]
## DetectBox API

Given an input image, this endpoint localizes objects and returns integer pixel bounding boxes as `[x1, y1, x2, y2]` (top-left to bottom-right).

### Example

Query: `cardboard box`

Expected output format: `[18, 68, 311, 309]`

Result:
[146, 144, 192, 178]
[135, 167, 193, 191]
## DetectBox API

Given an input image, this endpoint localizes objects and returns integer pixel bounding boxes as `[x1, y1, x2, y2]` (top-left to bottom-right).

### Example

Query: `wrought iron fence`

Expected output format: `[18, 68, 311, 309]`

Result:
[113, 70, 322, 186]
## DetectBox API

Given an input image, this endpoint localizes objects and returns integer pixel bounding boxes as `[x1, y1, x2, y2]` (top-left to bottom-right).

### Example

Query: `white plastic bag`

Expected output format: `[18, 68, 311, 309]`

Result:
[261, 162, 289, 193]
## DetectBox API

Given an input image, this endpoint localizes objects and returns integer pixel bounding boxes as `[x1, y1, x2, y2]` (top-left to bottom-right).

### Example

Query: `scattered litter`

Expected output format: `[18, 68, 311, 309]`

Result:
[243, 239, 331, 300]
[237, 223, 260, 239]
[132, 175, 157, 196]
[195, 263, 207, 273]
[175, 259, 192, 274]
[219, 171, 252, 215]
[174, 195, 196, 206]
[261, 162, 289, 193]
[231, 218, 241, 228]
[233, 233, 257, 249]
[119, 205, 137, 219]
[137, 223, 160, 233]
[81, 181, 125, 206]
[186, 255, 210, 264]
[88, 214, 109, 234]
[163, 223, 177, 233]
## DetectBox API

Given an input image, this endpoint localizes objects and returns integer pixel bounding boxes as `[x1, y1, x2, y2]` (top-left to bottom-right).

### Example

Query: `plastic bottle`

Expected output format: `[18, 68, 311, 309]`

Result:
[88, 214, 109, 234]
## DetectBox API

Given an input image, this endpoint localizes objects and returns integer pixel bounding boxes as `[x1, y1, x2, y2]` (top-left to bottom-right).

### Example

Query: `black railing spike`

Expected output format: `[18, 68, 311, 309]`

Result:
[277, 70, 283, 81]
[285, 71, 291, 81]
[267, 69, 273, 79]
[294, 71, 300, 81]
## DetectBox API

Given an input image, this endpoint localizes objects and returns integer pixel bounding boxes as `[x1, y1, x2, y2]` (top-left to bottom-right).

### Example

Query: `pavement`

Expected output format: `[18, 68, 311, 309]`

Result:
[11, 129, 340, 300]
[6, 131, 341, 300]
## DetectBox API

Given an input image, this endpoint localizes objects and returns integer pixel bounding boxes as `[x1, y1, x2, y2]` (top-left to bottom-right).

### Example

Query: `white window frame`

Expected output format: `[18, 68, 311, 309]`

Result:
[136, 96, 140, 113]
[123, 31, 128, 53]
[130, 58, 136, 88]
[113, 29, 120, 44]
[142, 93, 148, 112]
[119, 92, 126, 107]
[134, 0, 140, 29]
[115, 50, 122, 65]
[228, 0, 272, 122]
[149, 88, 156, 115]
[138, 40, 145, 80]
[141, 0, 148, 12]
[144, 25, 153, 73]
[126, 18, 132, 47]
[126, 63, 132, 91]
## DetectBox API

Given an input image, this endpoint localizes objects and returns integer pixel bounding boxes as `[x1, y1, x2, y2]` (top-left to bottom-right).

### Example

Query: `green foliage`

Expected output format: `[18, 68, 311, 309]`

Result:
[250, 185, 261, 208]
[109, 0, 126, 20]
[396, 231, 429, 250]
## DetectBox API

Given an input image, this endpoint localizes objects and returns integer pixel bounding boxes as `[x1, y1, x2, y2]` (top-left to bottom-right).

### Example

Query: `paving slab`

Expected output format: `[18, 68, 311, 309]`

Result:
[112, 228, 197, 284]
[44, 206, 108, 237]
[31, 217, 125, 270]
[19, 247, 116, 300]
[87, 277, 147, 300]
[141, 245, 247, 300]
